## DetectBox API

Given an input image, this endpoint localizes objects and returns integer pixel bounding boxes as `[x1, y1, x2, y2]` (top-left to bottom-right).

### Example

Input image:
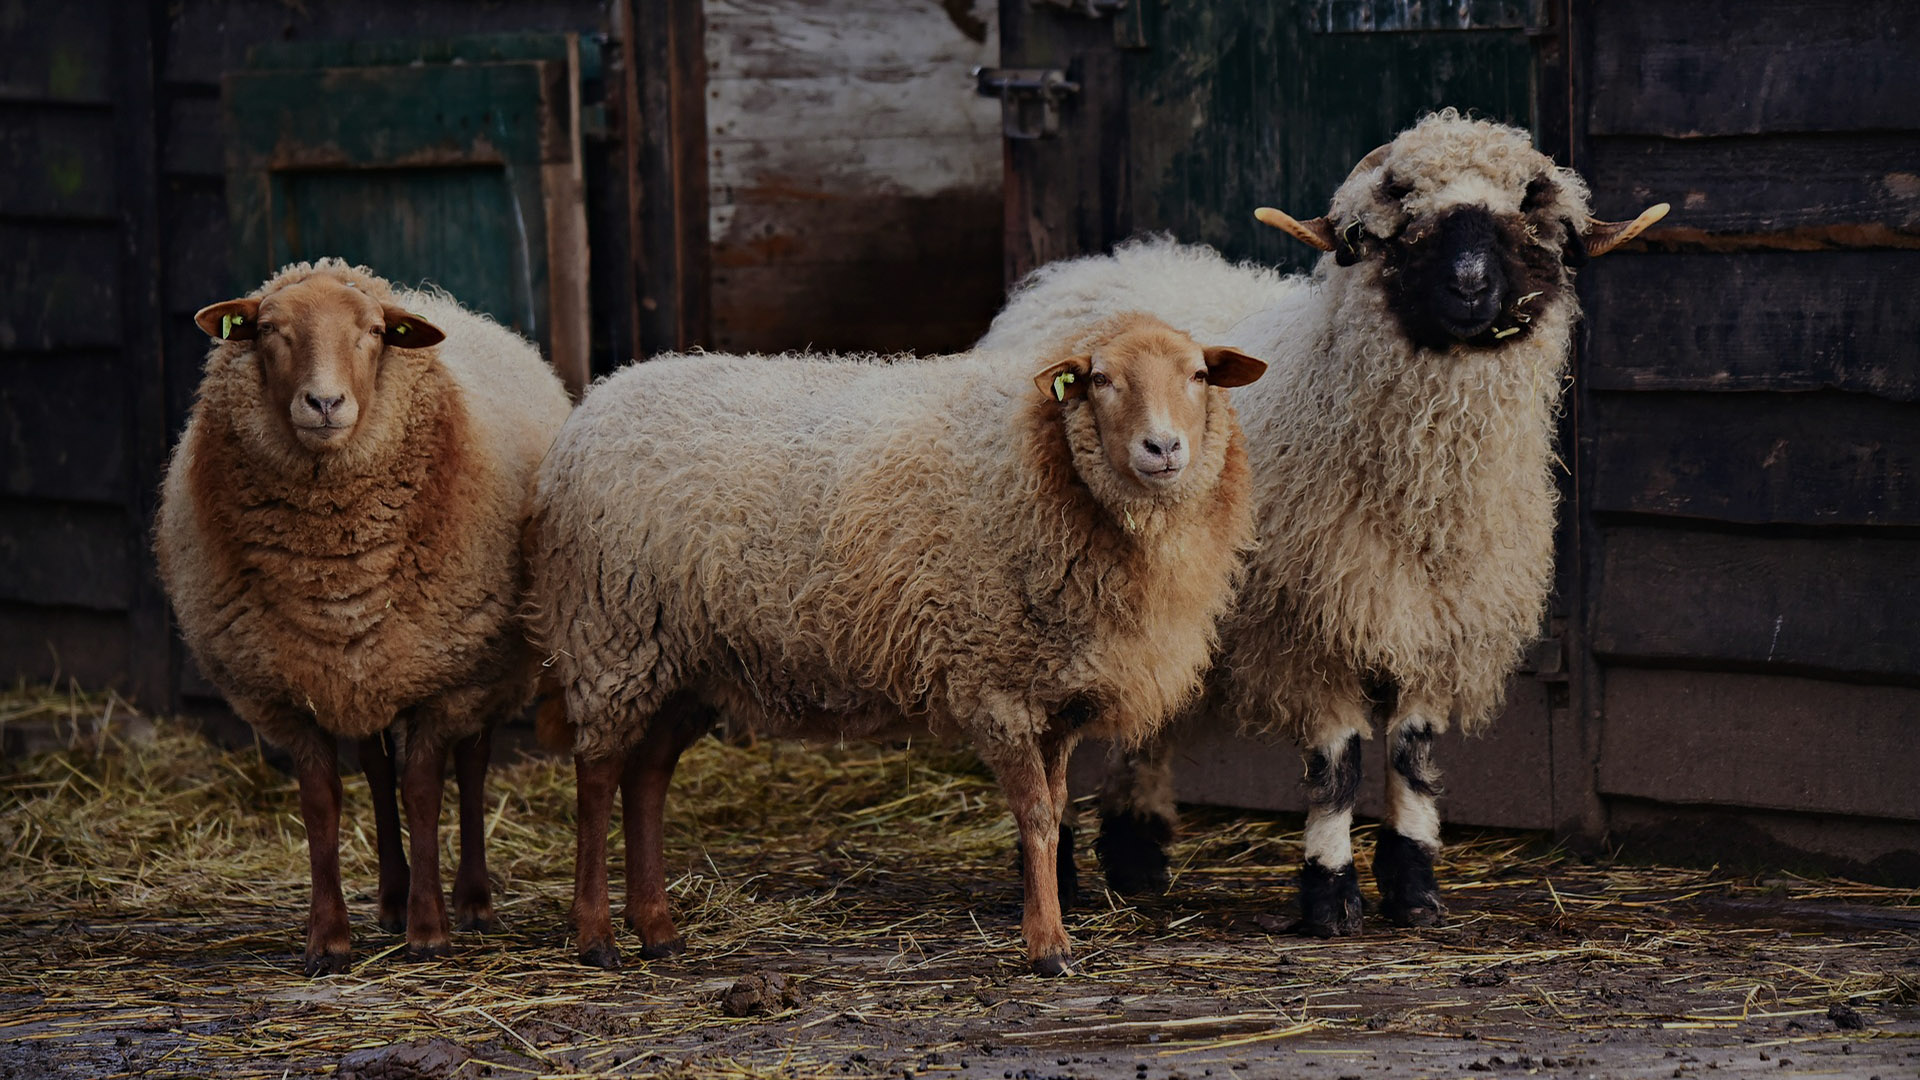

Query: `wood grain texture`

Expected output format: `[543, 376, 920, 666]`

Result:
[0, 603, 130, 689]
[0, 106, 118, 219]
[705, 4, 991, 80]
[0, 223, 122, 350]
[0, 354, 128, 503]
[1585, 134, 1920, 238]
[0, 502, 132, 611]
[1588, 391, 1920, 527]
[1588, 0, 1920, 137]
[1592, 527, 1920, 680]
[1600, 667, 1920, 821]
[0, 2, 112, 104]
[1581, 251, 1920, 400]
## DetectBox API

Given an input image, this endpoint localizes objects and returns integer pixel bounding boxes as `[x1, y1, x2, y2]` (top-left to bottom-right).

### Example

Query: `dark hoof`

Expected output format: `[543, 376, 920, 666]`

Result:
[1031, 953, 1078, 977]
[1298, 859, 1364, 937]
[638, 936, 687, 961]
[1373, 827, 1446, 929]
[304, 949, 352, 977]
[1057, 822, 1080, 914]
[579, 941, 622, 970]
[377, 910, 407, 935]
[404, 940, 452, 962]
[1096, 811, 1173, 897]
[455, 909, 498, 934]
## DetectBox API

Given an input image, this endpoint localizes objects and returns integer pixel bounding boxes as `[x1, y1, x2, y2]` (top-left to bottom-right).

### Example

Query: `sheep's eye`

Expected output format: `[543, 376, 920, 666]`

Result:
[369, 326, 383, 337]
[1191, 369, 1207, 383]
[256, 322, 275, 335]
[1380, 175, 1413, 203]
[1089, 371, 1111, 389]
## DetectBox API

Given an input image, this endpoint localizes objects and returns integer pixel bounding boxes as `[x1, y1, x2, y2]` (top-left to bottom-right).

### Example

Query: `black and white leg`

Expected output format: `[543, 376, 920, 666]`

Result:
[1094, 734, 1178, 897]
[1375, 701, 1446, 927]
[1297, 729, 1364, 936]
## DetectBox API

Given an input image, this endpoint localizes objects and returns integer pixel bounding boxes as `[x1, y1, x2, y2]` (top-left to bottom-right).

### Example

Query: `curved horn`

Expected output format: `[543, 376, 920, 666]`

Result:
[1254, 206, 1337, 251]
[1344, 142, 1392, 184]
[1585, 202, 1670, 256]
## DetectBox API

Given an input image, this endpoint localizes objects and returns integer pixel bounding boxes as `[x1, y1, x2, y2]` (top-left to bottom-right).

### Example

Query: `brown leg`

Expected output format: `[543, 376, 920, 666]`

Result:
[1046, 739, 1079, 914]
[995, 741, 1075, 976]
[622, 697, 707, 959]
[357, 733, 408, 934]
[451, 729, 496, 932]
[572, 752, 625, 969]
[400, 736, 452, 959]
[295, 744, 352, 976]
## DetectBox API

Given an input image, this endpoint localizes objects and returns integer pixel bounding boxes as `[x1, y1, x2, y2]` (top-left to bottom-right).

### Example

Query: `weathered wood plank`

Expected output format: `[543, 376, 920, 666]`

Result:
[711, 191, 1001, 270]
[0, 2, 112, 104]
[704, 3, 994, 81]
[0, 501, 132, 611]
[0, 223, 122, 350]
[0, 603, 129, 689]
[0, 355, 128, 503]
[1592, 527, 1920, 680]
[1588, 391, 1920, 527]
[1601, 668, 1920, 821]
[1589, 0, 1920, 137]
[711, 135, 1001, 203]
[1585, 134, 1920, 241]
[711, 259, 1002, 355]
[161, 182, 228, 315]
[1581, 251, 1920, 400]
[707, 73, 998, 144]
[161, 94, 222, 179]
[630, 0, 712, 353]
[1607, 801, 1920, 884]
[0, 106, 117, 218]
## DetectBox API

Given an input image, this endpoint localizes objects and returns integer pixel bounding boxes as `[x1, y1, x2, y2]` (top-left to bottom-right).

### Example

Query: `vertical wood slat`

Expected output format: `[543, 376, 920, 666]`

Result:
[628, 0, 711, 355]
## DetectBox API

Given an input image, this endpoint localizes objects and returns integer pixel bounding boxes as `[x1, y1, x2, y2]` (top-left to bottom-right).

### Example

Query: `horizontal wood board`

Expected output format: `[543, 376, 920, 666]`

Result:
[0, 501, 133, 611]
[0, 105, 118, 219]
[0, 223, 123, 351]
[0, 355, 128, 503]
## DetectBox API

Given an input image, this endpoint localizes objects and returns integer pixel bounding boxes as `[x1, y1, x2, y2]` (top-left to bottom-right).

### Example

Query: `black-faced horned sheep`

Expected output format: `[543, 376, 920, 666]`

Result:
[528, 313, 1266, 975]
[979, 110, 1667, 935]
[156, 260, 572, 973]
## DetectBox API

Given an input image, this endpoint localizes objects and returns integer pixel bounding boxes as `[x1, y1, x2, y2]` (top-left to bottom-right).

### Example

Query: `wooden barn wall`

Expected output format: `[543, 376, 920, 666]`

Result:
[1572, 0, 1920, 878]
[0, 3, 167, 698]
[702, 0, 1002, 354]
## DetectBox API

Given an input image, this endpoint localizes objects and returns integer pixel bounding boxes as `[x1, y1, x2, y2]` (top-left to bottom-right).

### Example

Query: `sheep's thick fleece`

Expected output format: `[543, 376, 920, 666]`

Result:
[156, 261, 572, 759]
[531, 345, 1255, 761]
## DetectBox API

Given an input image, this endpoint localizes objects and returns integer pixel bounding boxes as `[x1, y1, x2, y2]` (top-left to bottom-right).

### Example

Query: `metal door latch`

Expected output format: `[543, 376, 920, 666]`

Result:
[974, 67, 1080, 140]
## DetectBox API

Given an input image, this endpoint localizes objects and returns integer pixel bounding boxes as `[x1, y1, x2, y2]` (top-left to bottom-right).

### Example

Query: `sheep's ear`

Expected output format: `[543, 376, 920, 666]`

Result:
[1584, 202, 1670, 257]
[1033, 355, 1091, 402]
[194, 298, 261, 342]
[1253, 207, 1337, 252]
[381, 305, 446, 348]
[1202, 346, 1267, 388]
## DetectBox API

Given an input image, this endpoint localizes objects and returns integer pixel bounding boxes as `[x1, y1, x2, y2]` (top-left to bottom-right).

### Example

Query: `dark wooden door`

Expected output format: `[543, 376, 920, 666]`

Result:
[223, 34, 594, 394]
[1001, 0, 1567, 830]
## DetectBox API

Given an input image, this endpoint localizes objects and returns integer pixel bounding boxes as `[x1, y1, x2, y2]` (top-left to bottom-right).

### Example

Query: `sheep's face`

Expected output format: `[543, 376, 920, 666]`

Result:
[195, 277, 445, 453]
[1033, 316, 1265, 492]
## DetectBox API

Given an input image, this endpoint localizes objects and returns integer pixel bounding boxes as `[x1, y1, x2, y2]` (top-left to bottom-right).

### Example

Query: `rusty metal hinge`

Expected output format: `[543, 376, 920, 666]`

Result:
[974, 67, 1080, 140]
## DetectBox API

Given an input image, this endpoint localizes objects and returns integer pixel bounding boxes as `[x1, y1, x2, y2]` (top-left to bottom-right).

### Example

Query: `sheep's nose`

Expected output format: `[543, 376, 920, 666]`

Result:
[306, 393, 346, 419]
[1142, 434, 1182, 459]
[1449, 252, 1493, 300]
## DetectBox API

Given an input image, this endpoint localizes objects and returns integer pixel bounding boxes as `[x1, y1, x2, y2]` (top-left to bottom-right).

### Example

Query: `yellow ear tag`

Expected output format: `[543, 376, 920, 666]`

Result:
[1052, 371, 1075, 401]
[393, 324, 408, 336]
[220, 313, 237, 340]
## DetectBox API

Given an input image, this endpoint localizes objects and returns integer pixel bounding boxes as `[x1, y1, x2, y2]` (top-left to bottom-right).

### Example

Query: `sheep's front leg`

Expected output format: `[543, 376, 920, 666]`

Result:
[1376, 700, 1446, 927]
[399, 736, 453, 959]
[357, 732, 409, 934]
[994, 738, 1076, 976]
[293, 739, 352, 976]
[621, 697, 708, 959]
[571, 752, 625, 969]
[451, 728, 497, 932]
[1297, 728, 1364, 937]
[1094, 734, 1178, 896]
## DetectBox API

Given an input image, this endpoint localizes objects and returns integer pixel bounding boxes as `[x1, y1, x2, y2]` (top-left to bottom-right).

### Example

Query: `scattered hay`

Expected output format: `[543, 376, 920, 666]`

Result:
[0, 686, 1914, 1079]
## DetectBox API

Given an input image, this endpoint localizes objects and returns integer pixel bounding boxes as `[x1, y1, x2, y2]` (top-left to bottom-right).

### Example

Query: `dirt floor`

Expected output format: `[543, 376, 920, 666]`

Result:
[2, 688, 1916, 1079]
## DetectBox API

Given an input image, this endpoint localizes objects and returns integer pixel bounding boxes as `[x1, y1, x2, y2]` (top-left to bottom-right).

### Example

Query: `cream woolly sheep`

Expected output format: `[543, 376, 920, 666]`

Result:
[980, 110, 1667, 935]
[155, 260, 572, 974]
[530, 313, 1266, 975]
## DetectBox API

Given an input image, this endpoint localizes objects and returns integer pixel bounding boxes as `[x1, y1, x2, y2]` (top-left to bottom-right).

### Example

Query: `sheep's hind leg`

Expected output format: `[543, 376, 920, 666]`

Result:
[357, 732, 408, 934]
[1375, 703, 1446, 927]
[294, 739, 353, 976]
[1296, 728, 1364, 937]
[451, 728, 497, 932]
[992, 730, 1078, 976]
[621, 695, 710, 959]
[571, 752, 625, 968]
[399, 736, 454, 959]
[1094, 734, 1177, 897]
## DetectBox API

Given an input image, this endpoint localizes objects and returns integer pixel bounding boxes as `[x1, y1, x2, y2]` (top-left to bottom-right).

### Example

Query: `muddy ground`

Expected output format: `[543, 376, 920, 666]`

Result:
[1, 700, 1915, 1079]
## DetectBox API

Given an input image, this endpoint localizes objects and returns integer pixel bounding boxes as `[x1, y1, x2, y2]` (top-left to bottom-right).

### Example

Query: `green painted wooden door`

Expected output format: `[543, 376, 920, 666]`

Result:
[999, 0, 1542, 278]
[223, 34, 595, 392]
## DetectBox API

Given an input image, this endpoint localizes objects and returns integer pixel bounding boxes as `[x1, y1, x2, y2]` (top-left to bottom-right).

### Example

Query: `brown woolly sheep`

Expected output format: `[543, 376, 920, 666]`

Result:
[529, 313, 1266, 975]
[980, 111, 1667, 936]
[155, 260, 571, 974]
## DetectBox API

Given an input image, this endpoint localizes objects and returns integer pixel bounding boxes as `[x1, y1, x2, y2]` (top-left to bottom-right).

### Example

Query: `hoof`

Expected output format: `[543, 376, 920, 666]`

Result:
[455, 908, 498, 934]
[404, 939, 452, 962]
[303, 949, 352, 977]
[1030, 953, 1078, 977]
[377, 913, 407, 935]
[638, 936, 687, 961]
[1382, 899, 1446, 928]
[1374, 827, 1445, 929]
[1298, 859, 1364, 937]
[579, 941, 622, 970]
[1096, 811, 1172, 897]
